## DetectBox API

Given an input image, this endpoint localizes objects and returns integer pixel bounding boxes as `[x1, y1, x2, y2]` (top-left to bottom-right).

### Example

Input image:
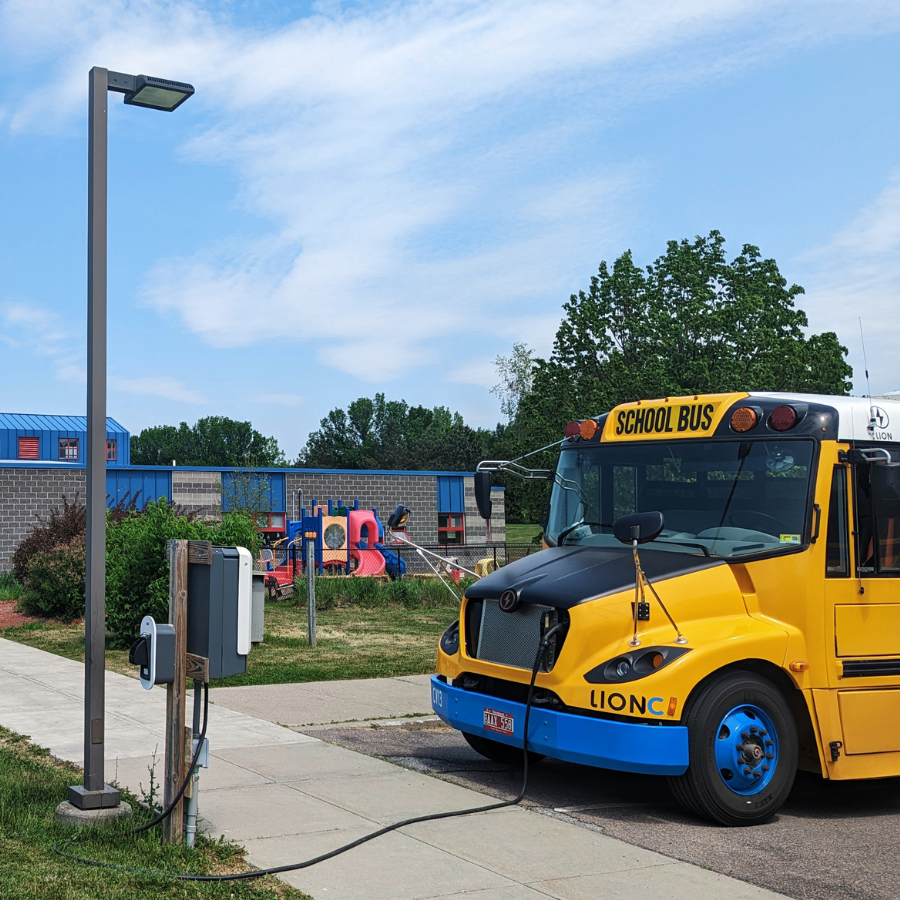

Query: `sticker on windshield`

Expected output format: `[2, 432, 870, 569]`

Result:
[779, 534, 801, 543]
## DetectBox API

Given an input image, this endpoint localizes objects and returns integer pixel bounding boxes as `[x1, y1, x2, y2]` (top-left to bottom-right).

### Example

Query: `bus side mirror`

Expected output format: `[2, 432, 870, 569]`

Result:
[474, 471, 492, 520]
[388, 504, 411, 530]
[614, 511, 665, 545]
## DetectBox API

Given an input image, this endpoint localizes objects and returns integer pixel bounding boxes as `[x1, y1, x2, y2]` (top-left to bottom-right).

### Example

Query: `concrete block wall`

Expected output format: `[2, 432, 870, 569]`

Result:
[0, 468, 86, 570]
[286, 472, 439, 544]
[172, 471, 221, 517]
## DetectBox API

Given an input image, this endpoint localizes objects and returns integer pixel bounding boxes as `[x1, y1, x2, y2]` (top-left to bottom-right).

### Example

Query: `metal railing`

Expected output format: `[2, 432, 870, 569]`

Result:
[268, 542, 542, 579]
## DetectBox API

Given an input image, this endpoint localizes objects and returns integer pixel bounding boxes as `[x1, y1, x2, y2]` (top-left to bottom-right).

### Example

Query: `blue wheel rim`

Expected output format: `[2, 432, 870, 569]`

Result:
[714, 704, 778, 795]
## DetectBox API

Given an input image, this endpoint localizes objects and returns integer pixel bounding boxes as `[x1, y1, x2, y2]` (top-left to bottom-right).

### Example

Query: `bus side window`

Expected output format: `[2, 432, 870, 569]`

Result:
[825, 465, 849, 577]
[871, 462, 900, 574]
[853, 464, 875, 573]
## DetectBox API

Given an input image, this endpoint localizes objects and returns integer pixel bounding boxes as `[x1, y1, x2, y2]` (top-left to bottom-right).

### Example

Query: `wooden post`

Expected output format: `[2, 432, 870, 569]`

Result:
[164, 539, 188, 843]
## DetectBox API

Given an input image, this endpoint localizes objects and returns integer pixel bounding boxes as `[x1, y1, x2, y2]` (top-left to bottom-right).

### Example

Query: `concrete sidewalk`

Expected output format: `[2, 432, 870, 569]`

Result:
[0, 637, 787, 900]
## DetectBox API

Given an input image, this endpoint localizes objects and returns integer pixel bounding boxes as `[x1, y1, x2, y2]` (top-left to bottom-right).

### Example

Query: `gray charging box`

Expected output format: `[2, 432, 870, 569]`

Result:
[187, 546, 248, 679]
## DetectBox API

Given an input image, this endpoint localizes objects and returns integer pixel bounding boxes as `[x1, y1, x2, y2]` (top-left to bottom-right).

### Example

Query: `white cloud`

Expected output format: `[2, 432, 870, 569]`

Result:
[0, 300, 81, 380]
[5, 0, 900, 388]
[798, 169, 900, 394]
[115, 376, 207, 404]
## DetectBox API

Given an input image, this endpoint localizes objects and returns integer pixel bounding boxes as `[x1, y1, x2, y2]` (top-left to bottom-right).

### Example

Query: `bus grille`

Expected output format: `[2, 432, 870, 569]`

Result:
[476, 600, 554, 672]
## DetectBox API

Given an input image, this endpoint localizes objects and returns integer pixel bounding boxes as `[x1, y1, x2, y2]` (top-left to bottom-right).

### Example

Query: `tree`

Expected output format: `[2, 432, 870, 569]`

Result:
[500, 231, 853, 522]
[297, 394, 493, 472]
[131, 416, 286, 467]
[491, 341, 535, 421]
[515, 230, 852, 447]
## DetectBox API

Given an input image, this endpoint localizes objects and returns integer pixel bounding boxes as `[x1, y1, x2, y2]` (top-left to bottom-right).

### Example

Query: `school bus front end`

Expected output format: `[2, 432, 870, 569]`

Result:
[433, 391, 900, 825]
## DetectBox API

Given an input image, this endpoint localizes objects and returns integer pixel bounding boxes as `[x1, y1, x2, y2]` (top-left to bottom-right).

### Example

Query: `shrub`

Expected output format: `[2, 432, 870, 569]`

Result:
[19, 537, 86, 621]
[0, 571, 25, 603]
[11, 495, 86, 584]
[105, 499, 259, 645]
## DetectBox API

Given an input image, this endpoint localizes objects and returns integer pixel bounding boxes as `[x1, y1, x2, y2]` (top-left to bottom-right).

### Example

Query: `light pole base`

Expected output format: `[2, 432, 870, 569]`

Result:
[67, 783, 121, 809]
[56, 799, 131, 828]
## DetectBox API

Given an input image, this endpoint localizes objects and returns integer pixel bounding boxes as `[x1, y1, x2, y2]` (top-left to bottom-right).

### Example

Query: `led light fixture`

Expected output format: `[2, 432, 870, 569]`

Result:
[107, 71, 195, 111]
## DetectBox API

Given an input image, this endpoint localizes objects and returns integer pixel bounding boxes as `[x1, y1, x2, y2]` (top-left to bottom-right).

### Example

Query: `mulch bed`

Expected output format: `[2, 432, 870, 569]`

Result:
[0, 601, 39, 629]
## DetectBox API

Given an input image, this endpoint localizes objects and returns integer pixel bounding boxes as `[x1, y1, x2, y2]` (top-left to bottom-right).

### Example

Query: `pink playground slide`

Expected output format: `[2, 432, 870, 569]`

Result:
[350, 547, 386, 576]
[348, 509, 386, 576]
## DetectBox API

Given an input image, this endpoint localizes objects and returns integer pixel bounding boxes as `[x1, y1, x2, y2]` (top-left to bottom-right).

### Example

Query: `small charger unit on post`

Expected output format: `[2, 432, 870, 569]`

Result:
[128, 616, 176, 690]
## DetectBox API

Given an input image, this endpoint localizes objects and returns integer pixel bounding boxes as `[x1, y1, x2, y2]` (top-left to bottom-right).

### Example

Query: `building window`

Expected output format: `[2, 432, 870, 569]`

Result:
[106, 439, 117, 461]
[438, 513, 465, 545]
[59, 438, 79, 460]
[18, 437, 39, 459]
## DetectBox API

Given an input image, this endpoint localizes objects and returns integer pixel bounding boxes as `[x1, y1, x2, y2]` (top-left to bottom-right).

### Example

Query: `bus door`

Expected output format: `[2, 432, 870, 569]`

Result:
[822, 449, 900, 766]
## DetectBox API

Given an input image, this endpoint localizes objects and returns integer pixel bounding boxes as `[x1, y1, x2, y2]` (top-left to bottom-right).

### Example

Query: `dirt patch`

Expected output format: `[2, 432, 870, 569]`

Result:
[0, 601, 38, 629]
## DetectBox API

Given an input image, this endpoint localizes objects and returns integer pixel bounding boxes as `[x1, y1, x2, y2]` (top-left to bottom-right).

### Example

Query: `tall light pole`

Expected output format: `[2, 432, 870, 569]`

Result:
[68, 68, 194, 812]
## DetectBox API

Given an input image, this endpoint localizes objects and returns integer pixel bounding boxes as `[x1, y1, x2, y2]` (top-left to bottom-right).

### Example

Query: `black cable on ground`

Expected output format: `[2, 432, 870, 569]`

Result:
[53, 625, 565, 882]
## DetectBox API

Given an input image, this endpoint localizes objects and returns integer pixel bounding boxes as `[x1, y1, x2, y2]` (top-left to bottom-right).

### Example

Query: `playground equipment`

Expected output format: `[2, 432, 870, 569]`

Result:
[257, 498, 408, 594]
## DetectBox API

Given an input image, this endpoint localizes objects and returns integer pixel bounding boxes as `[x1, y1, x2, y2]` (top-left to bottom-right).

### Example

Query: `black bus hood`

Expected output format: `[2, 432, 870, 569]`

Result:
[465, 545, 725, 610]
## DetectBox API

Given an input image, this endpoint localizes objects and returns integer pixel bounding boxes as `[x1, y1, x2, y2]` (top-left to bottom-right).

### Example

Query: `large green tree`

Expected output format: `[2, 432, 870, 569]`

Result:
[500, 231, 853, 522]
[130, 416, 286, 467]
[297, 394, 493, 471]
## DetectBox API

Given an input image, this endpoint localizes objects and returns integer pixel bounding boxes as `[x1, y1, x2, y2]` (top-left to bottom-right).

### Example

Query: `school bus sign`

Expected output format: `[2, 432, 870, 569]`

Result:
[603, 392, 747, 441]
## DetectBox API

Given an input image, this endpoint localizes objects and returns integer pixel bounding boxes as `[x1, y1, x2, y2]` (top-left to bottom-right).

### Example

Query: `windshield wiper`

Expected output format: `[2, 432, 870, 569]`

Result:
[649, 539, 712, 557]
[557, 521, 613, 545]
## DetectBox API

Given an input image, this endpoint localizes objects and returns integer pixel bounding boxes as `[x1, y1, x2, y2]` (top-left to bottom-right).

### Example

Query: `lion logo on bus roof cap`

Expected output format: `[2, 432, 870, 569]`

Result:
[499, 589, 520, 613]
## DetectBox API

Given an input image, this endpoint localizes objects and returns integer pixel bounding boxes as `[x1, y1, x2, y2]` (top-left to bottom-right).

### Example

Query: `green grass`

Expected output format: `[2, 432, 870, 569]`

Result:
[1, 597, 459, 687]
[0, 726, 309, 900]
[0, 571, 25, 602]
[505, 524, 543, 544]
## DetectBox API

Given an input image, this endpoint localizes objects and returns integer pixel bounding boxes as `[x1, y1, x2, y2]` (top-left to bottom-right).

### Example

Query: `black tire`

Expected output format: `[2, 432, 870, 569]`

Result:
[667, 670, 798, 826]
[462, 731, 546, 766]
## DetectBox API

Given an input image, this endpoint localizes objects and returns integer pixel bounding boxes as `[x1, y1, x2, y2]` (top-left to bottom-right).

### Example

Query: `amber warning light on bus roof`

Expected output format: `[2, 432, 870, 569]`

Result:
[730, 407, 759, 433]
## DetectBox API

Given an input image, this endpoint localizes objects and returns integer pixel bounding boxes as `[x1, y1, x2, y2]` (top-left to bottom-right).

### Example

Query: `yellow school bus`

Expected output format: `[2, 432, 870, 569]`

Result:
[431, 392, 900, 824]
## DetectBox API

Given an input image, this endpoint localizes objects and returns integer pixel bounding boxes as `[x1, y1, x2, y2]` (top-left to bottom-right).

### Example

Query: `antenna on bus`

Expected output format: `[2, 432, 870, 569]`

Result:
[860, 318, 876, 435]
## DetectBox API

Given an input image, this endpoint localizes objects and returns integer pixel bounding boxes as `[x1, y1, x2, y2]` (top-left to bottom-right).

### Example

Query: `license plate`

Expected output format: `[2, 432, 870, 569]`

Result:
[484, 708, 514, 736]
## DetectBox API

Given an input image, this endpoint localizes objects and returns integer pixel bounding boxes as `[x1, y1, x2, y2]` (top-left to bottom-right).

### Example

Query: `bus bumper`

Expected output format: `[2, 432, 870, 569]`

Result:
[430, 676, 689, 776]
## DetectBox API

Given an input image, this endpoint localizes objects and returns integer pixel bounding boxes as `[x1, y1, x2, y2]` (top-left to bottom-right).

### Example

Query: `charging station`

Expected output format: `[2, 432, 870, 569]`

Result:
[127, 540, 255, 845]
[186, 545, 253, 679]
[129, 616, 176, 690]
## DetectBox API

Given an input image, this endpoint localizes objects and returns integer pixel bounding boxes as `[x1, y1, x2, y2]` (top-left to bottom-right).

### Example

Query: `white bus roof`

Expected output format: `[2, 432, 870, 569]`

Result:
[750, 393, 900, 443]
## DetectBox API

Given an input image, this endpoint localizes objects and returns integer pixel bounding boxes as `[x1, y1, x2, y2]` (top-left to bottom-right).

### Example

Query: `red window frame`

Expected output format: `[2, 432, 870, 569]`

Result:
[18, 437, 39, 459]
[438, 513, 465, 545]
[58, 437, 79, 460]
[106, 439, 117, 461]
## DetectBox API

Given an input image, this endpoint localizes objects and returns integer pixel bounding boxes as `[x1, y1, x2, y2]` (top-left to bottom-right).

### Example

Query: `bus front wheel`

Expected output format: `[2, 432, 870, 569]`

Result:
[668, 671, 798, 826]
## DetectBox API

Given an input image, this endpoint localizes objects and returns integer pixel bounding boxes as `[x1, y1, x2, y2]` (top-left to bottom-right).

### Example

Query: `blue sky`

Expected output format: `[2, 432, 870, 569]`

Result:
[2, 0, 900, 460]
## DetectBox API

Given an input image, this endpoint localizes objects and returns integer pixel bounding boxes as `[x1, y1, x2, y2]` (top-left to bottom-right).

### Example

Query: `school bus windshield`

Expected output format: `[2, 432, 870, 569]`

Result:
[547, 438, 815, 558]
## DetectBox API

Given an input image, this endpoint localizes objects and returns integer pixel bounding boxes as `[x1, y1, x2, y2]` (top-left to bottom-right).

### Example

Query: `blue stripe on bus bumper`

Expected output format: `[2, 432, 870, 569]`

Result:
[431, 676, 689, 776]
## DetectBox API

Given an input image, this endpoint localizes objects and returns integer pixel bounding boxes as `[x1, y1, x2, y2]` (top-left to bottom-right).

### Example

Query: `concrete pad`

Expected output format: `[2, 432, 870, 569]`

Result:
[195, 781, 371, 840]
[533, 862, 786, 899]
[243, 828, 515, 900]
[111, 752, 271, 797]
[439, 888, 555, 900]
[295, 769, 512, 824]
[56, 799, 133, 828]
[209, 674, 435, 726]
[214, 740, 390, 782]
[401, 806, 665, 882]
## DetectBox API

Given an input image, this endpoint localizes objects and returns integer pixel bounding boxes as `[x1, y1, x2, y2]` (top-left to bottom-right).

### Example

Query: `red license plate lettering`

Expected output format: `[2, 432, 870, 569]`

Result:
[484, 708, 514, 736]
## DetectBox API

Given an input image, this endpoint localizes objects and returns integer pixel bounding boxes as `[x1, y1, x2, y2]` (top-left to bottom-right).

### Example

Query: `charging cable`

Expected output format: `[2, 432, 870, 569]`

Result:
[53, 623, 566, 882]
